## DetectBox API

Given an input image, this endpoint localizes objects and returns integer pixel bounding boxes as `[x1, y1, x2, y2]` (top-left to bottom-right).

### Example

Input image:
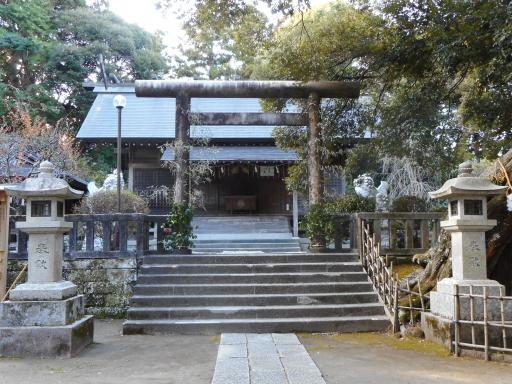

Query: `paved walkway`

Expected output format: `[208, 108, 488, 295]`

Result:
[212, 333, 325, 384]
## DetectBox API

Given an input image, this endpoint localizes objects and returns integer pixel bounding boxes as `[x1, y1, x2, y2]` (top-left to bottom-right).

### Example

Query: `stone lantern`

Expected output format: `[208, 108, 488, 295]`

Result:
[0, 161, 93, 358]
[427, 161, 507, 319]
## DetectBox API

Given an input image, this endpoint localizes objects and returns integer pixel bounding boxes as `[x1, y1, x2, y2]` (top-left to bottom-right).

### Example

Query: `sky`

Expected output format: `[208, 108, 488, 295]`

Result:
[102, 0, 331, 54]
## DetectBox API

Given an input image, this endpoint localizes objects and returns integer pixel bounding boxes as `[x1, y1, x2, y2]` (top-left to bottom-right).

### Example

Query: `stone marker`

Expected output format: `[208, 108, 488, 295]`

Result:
[422, 161, 511, 347]
[0, 161, 93, 358]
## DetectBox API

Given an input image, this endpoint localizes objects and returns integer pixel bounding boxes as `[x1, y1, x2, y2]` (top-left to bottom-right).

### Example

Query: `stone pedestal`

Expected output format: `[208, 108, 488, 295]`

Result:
[430, 278, 512, 321]
[0, 295, 93, 358]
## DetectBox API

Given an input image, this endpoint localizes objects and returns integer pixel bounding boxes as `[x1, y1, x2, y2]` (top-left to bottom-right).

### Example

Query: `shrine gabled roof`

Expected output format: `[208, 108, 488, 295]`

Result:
[77, 87, 294, 141]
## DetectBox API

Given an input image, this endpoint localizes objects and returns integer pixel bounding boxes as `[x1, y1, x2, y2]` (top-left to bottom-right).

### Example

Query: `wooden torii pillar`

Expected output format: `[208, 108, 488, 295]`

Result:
[135, 80, 360, 210]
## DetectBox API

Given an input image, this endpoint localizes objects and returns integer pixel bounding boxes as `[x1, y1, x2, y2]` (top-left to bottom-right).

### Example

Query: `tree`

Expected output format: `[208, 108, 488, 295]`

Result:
[161, 0, 272, 79]
[255, 1, 512, 192]
[0, 0, 168, 126]
[0, 105, 82, 183]
[255, 3, 428, 193]
[364, 0, 512, 159]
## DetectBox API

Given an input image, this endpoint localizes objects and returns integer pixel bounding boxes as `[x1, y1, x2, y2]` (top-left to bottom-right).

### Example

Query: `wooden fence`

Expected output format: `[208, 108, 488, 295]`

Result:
[453, 285, 512, 360]
[360, 223, 429, 333]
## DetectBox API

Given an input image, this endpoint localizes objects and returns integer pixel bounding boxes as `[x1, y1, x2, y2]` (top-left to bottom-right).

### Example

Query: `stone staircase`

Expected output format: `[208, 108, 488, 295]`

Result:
[192, 215, 303, 254]
[123, 252, 389, 335]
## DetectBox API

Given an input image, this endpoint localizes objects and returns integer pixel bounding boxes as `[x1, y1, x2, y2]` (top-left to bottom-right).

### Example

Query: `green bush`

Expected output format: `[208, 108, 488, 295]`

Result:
[163, 203, 196, 252]
[74, 190, 149, 214]
[326, 195, 375, 214]
[391, 195, 428, 212]
[302, 203, 335, 244]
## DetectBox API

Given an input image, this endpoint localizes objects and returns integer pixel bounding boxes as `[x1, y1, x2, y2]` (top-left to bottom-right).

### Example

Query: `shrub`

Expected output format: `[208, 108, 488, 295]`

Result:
[391, 195, 428, 212]
[74, 190, 149, 214]
[326, 195, 375, 214]
[163, 203, 196, 251]
[302, 203, 335, 244]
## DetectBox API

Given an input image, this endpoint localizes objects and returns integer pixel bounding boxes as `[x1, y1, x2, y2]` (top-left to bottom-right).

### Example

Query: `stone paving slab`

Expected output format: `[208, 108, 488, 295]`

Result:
[211, 333, 326, 384]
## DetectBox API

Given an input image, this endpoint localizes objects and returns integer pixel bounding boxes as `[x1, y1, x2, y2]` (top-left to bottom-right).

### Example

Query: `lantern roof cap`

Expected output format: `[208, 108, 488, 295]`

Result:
[429, 161, 507, 199]
[5, 161, 83, 199]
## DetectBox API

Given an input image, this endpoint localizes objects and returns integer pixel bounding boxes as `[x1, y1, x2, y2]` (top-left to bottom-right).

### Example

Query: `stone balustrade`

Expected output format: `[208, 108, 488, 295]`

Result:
[8, 214, 170, 260]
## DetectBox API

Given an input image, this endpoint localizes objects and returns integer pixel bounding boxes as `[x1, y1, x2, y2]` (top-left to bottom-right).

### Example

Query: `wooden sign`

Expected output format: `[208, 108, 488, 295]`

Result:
[259, 166, 274, 177]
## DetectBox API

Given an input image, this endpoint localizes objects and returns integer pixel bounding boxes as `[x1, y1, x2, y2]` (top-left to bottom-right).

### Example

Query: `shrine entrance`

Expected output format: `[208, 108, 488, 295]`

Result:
[196, 163, 291, 215]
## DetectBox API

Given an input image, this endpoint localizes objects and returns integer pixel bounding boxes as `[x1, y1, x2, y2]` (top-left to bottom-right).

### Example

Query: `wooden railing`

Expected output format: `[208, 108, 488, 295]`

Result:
[356, 212, 444, 258]
[360, 224, 429, 333]
[8, 214, 169, 259]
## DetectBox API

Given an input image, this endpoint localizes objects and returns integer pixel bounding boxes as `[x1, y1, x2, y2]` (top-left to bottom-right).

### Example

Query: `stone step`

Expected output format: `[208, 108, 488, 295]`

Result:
[143, 253, 359, 265]
[123, 315, 390, 335]
[193, 240, 300, 246]
[193, 215, 292, 235]
[136, 272, 369, 284]
[193, 247, 303, 254]
[140, 262, 364, 274]
[126, 303, 385, 320]
[133, 281, 374, 295]
[130, 292, 379, 307]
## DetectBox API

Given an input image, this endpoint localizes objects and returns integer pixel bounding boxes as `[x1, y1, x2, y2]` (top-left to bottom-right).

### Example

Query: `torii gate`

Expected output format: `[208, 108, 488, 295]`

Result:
[135, 80, 360, 236]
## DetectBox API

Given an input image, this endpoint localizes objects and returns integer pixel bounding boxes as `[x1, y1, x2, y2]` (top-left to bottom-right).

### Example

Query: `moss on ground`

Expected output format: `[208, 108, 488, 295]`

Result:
[299, 332, 451, 359]
[393, 262, 423, 279]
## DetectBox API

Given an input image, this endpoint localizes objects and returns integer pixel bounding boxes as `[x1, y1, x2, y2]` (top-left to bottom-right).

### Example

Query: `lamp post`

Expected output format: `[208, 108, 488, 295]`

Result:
[113, 94, 127, 212]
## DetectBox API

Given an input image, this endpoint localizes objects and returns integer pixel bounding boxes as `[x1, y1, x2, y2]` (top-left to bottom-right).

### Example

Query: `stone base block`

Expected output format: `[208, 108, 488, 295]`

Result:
[0, 315, 94, 358]
[422, 312, 512, 359]
[9, 280, 77, 301]
[0, 295, 85, 327]
[430, 278, 512, 321]
[421, 312, 453, 350]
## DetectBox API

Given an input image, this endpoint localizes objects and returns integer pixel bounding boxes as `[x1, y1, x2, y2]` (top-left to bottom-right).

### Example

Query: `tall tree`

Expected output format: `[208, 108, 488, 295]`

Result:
[255, 1, 512, 192]
[0, 0, 168, 126]
[161, 0, 272, 79]
[371, 0, 512, 159]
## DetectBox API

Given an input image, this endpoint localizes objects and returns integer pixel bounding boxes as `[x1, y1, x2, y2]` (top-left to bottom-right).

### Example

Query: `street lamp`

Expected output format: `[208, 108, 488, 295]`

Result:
[113, 94, 127, 212]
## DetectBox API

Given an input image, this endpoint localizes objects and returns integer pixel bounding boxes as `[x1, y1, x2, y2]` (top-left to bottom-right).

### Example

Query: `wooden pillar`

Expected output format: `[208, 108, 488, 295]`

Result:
[292, 190, 299, 238]
[0, 191, 8, 299]
[308, 92, 323, 205]
[174, 93, 191, 205]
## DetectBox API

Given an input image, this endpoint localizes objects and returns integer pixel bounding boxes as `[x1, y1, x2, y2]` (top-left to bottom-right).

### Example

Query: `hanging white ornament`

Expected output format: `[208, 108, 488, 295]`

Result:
[507, 194, 512, 212]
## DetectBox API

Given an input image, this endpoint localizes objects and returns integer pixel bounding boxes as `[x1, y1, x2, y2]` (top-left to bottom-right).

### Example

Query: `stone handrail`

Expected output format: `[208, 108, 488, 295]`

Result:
[8, 214, 170, 259]
[354, 212, 445, 258]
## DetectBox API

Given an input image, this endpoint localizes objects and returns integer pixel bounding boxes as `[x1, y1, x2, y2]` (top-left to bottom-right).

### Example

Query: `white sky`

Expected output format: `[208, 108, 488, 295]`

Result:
[102, 0, 331, 54]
